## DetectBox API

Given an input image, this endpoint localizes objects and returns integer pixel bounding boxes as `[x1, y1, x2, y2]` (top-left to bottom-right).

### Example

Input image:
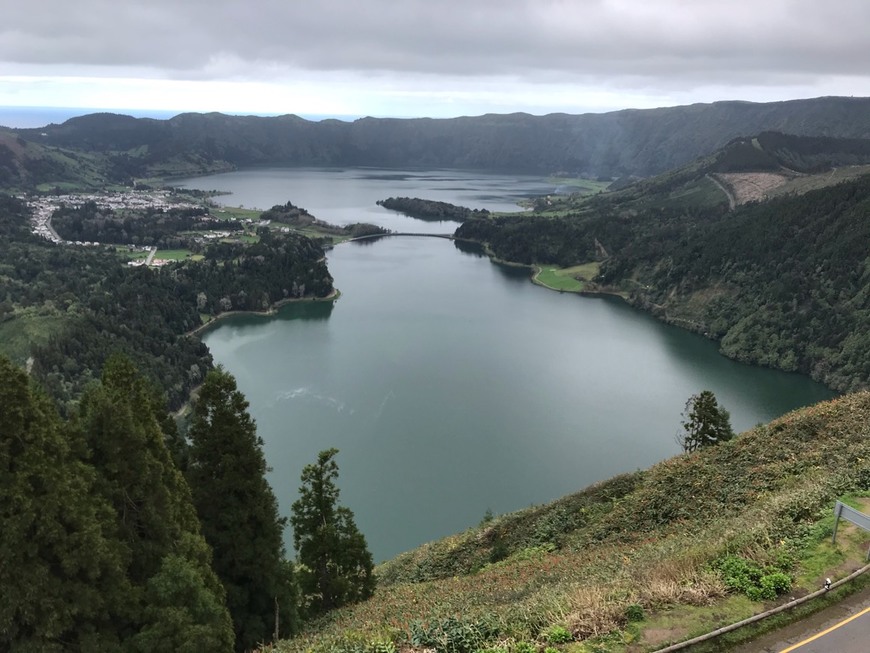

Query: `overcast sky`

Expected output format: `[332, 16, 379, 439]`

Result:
[2, 0, 870, 121]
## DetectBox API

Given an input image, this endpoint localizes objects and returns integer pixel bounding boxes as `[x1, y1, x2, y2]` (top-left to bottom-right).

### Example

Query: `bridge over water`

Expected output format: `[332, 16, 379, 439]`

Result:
[346, 232, 455, 242]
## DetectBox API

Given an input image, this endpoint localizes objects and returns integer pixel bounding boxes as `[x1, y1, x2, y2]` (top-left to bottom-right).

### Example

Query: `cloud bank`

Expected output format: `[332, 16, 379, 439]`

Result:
[2, 0, 869, 117]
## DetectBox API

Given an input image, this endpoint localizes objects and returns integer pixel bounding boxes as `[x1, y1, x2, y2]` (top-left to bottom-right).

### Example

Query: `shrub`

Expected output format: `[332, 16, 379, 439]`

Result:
[714, 555, 792, 601]
[624, 604, 645, 622]
[544, 625, 572, 644]
[409, 616, 497, 653]
[513, 642, 536, 653]
[756, 572, 793, 601]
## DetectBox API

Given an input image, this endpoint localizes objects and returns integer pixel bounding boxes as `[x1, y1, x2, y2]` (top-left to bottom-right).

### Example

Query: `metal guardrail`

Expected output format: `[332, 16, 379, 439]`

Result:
[832, 500, 870, 561]
[652, 500, 870, 652]
[651, 562, 870, 652]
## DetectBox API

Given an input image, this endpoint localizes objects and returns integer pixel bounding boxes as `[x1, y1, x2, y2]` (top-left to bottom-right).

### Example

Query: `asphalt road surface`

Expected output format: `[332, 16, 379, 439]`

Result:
[777, 606, 869, 652]
[730, 586, 870, 652]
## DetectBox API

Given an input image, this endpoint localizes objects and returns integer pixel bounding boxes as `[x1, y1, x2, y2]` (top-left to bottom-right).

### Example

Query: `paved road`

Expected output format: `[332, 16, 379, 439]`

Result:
[777, 606, 869, 652]
[730, 586, 870, 652]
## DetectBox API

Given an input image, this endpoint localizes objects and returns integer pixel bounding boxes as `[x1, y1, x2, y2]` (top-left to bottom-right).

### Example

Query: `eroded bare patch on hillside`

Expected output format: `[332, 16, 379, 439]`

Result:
[713, 172, 793, 205]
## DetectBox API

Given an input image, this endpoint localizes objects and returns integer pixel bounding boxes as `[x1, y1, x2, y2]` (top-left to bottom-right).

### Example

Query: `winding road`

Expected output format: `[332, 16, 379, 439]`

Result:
[706, 173, 736, 210]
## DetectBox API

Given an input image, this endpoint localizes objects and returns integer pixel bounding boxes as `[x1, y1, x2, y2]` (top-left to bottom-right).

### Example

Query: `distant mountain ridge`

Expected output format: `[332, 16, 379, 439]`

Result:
[12, 96, 870, 181]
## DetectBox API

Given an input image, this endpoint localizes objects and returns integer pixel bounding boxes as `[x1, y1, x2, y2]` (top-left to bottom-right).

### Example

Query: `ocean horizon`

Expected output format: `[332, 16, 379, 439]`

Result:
[0, 107, 361, 129]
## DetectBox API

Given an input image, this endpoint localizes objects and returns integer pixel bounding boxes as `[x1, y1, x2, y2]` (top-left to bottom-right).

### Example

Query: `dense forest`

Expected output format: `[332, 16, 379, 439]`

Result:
[456, 157, 870, 392]
[1, 353, 374, 652]
[600, 175, 870, 392]
[260, 201, 388, 238]
[376, 197, 489, 222]
[1, 189, 369, 650]
[51, 200, 239, 248]
[0, 194, 333, 412]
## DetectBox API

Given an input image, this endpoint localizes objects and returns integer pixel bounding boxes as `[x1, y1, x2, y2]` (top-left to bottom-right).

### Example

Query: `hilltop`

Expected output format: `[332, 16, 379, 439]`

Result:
[7, 96, 870, 186]
[273, 391, 870, 652]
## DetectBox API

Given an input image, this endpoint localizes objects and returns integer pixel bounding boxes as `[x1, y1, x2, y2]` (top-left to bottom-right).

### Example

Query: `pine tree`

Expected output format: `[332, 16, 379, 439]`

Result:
[78, 354, 234, 651]
[0, 356, 125, 652]
[186, 368, 298, 651]
[677, 390, 735, 453]
[291, 448, 374, 616]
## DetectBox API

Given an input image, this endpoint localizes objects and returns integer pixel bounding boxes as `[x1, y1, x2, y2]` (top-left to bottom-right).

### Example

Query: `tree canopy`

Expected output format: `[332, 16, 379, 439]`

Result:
[0, 356, 125, 651]
[291, 448, 375, 616]
[77, 354, 234, 651]
[186, 368, 298, 651]
[0, 354, 235, 651]
[678, 390, 735, 453]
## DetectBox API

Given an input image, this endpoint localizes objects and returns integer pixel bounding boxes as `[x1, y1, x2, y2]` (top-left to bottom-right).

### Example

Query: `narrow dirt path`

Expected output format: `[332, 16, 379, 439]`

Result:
[706, 173, 736, 210]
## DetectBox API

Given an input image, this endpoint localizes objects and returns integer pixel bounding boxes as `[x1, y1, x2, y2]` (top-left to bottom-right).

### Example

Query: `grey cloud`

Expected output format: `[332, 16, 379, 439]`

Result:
[3, 0, 870, 88]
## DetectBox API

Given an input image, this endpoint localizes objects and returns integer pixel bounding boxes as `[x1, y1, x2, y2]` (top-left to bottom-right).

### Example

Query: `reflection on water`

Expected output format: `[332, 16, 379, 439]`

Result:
[452, 239, 487, 258]
[348, 236, 387, 246]
[275, 300, 334, 322]
[172, 167, 557, 234]
[205, 236, 834, 562]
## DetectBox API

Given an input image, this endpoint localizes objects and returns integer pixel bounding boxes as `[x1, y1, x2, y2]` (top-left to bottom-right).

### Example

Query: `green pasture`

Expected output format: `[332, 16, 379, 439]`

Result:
[155, 249, 201, 261]
[533, 262, 601, 292]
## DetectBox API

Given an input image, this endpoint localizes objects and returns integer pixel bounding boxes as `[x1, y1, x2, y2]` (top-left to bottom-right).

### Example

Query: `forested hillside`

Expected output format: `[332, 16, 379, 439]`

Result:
[10, 97, 870, 183]
[601, 175, 870, 392]
[0, 194, 333, 412]
[456, 136, 870, 393]
[0, 130, 112, 189]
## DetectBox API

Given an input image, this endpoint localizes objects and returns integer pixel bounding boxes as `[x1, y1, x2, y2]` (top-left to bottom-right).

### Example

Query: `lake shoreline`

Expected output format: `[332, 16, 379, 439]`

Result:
[173, 289, 341, 421]
[175, 170, 836, 560]
[185, 289, 341, 339]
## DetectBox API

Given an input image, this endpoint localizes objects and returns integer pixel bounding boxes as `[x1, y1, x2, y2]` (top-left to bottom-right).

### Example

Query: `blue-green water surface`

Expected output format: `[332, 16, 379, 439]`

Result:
[191, 169, 835, 561]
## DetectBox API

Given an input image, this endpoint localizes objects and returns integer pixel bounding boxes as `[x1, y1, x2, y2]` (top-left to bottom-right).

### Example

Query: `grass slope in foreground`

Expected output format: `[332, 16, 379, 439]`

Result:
[273, 392, 870, 653]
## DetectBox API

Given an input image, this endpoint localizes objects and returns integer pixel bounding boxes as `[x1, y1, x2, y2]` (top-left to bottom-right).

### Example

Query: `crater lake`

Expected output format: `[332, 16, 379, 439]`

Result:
[176, 168, 836, 561]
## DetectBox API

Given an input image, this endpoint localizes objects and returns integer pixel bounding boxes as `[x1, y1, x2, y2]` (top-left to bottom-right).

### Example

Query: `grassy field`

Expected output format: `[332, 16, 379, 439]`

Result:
[213, 206, 263, 221]
[534, 262, 601, 292]
[0, 308, 67, 363]
[271, 392, 870, 653]
[548, 177, 612, 196]
[114, 248, 150, 260]
[155, 249, 199, 261]
[767, 164, 870, 199]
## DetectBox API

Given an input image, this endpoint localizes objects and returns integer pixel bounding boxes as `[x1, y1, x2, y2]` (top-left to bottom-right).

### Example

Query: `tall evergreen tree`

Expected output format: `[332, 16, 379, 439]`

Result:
[186, 368, 298, 651]
[0, 356, 125, 652]
[677, 390, 735, 453]
[291, 448, 375, 616]
[78, 354, 234, 651]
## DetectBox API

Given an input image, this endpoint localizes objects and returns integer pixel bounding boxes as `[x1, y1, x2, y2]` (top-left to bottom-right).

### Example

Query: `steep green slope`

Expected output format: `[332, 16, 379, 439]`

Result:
[598, 174, 870, 392]
[274, 392, 870, 652]
[0, 130, 111, 190]
[457, 135, 870, 392]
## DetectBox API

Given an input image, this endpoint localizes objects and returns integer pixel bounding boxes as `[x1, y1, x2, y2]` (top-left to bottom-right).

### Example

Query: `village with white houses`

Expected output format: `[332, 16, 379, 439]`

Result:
[22, 188, 273, 266]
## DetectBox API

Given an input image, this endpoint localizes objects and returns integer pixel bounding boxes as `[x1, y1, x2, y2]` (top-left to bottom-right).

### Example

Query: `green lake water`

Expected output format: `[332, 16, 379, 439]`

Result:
[183, 169, 836, 561]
